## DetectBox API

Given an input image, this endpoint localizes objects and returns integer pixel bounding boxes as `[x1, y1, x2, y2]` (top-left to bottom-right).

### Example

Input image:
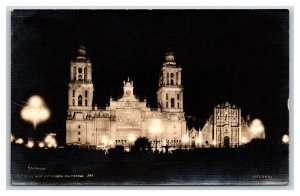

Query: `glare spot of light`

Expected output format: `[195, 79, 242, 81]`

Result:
[250, 118, 265, 139]
[38, 142, 45, 148]
[282, 134, 289, 144]
[182, 135, 189, 144]
[20, 95, 51, 129]
[26, 140, 35, 149]
[44, 133, 57, 148]
[28, 95, 43, 108]
[11, 133, 15, 143]
[15, 138, 24, 144]
[127, 133, 137, 144]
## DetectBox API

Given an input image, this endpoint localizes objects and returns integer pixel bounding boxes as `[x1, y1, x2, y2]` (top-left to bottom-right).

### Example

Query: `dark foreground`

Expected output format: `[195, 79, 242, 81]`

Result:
[11, 142, 289, 186]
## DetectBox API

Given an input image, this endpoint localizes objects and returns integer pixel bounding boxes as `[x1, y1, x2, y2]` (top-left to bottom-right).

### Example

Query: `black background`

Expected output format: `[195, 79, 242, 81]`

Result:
[11, 10, 289, 144]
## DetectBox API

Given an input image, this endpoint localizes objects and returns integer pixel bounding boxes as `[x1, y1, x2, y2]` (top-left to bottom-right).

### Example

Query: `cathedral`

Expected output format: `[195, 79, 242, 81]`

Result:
[66, 46, 264, 151]
[66, 46, 186, 151]
[196, 102, 265, 148]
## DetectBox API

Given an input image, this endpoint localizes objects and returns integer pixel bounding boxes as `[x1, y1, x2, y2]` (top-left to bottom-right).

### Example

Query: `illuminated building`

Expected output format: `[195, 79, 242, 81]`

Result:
[66, 46, 186, 150]
[198, 102, 265, 148]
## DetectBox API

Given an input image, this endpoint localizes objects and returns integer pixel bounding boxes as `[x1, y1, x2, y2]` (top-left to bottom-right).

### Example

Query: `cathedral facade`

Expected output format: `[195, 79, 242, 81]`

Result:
[66, 46, 186, 150]
[193, 102, 265, 148]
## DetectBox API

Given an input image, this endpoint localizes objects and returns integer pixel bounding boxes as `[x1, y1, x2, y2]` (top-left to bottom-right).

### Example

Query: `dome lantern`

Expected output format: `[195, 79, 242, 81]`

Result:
[165, 50, 175, 62]
[77, 45, 87, 60]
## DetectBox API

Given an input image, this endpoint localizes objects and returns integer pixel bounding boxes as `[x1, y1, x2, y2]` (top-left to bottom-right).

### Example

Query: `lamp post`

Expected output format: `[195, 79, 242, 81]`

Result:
[149, 119, 163, 152]
[20, 95, 51, 148]
[127, 133, 137, 152]
[182, 135, 189, 150]
[195, 136, 202, 148]
[162, 139, 170, 154]
[101, 135, 108, 152]
[250, 119, 265, 140]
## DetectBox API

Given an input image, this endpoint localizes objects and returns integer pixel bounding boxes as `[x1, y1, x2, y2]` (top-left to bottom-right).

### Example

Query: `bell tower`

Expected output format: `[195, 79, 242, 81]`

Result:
[68, 45, 94, 110]
[157, 50, 183, 113]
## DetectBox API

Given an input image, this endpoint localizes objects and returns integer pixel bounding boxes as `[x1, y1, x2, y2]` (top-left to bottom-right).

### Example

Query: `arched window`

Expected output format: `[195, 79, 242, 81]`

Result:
[78, 74, 82, 81]
[78, 95, 82, 106]
[171, 79, 174, 85]
[171, 98, 175, 108]
[85, 90, 88, 97]
[72, 99, 75, 106]
[85, 99, 87, 106]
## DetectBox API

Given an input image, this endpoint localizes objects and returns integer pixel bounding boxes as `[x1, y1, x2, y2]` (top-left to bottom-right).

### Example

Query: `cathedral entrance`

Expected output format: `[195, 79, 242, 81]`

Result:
[224, 136, 230, 148]
[191, 139, 195, 148]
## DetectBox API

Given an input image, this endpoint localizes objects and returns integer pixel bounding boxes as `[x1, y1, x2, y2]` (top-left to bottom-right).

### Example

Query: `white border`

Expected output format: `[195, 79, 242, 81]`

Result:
[1, 1, 298, 196]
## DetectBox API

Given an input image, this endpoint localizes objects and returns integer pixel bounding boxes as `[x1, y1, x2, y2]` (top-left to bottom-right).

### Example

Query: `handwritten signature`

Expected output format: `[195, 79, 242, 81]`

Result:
[28, 162, 46, 171]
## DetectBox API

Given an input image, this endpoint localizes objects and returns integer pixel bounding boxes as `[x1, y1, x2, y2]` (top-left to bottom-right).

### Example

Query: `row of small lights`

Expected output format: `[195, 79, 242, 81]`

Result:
[11, 133, 58, 149]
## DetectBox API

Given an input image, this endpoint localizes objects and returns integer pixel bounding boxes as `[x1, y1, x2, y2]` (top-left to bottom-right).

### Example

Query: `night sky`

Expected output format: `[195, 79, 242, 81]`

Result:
[11, 10, 289, 144]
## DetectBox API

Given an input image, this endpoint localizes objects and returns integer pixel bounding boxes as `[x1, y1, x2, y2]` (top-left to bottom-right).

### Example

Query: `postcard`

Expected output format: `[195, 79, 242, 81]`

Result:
[10, 9, 289, 186]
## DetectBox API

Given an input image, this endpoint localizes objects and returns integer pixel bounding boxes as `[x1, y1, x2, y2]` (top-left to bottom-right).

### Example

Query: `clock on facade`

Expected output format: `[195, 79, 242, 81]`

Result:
[126, 90, 131, 95]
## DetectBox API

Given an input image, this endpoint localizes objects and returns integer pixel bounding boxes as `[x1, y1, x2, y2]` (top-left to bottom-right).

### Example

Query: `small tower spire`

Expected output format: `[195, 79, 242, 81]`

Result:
[123, 77, 134, 97]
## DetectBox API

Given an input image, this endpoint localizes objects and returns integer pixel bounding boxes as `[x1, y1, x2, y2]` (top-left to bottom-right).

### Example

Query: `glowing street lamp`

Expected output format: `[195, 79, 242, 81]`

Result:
[15, 138, 24, 145]
[44, 133, 57, 148]
[149, 119, 163, 151]
[38, 142, 45, 148]
[182, 135, 189, 149]
[282, 134, 289, 144]
[195, 136, 202, 148]
[108, 139, 115, 147]
[11, 133, 15, 143]
[250, 119, 265, 139]
[26, 139, 35, 149]
[101, 135, 108, 150]
[212, 140, 217, 147]
[162, 139, 167, 146]
[242, 137, 247, 145]
[162, 139, 171, 154]
[20, 95, 51, 129]
[127, 133, 137, 151]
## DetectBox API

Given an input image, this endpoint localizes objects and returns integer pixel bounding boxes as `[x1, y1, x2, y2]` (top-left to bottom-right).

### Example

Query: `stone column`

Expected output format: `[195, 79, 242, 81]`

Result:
[178, 71, 182, 85]
[163, 70, 167, 85]
[70, 64, 74, 81]
[87, 65, 92, 81]
[88, 87, 93, 107]
[68, 88, 72, 107]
